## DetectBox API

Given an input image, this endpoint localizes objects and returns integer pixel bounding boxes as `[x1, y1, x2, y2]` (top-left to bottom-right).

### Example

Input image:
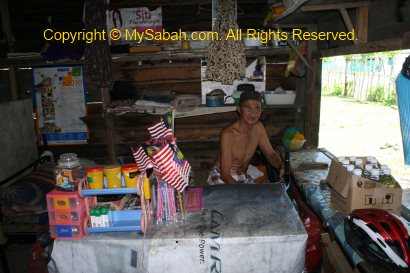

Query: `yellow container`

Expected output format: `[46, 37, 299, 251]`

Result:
[121, 164, 139, 188]
[104, 165, 122, 188]
[143, 178, 151, 200]
[86, 166, 104, 189]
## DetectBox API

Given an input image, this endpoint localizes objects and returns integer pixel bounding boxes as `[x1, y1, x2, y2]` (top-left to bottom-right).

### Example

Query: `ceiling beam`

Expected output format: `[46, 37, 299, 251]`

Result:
[0, 0, 14, 43]
[111, 0, 268, 7]
[300, 1, 371, 12]
[318, 37, 408, 58]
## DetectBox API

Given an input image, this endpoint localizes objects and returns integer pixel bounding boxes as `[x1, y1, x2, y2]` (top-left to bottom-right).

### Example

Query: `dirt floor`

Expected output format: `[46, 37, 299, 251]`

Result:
[319, 95, 410, 189]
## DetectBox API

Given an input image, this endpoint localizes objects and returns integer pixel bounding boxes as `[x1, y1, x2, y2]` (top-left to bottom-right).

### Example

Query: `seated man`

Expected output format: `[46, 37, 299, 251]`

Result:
[207, 90, 284, 185]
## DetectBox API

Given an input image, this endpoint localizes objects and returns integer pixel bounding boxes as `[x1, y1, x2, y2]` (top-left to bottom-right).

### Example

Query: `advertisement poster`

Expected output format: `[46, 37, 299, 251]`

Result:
[32, 66, 87, 145]
[106, 7, 162, 44]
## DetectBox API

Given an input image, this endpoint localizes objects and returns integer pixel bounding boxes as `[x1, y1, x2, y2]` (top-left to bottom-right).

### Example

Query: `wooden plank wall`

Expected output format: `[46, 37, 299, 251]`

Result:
[51, 54, 304, 171]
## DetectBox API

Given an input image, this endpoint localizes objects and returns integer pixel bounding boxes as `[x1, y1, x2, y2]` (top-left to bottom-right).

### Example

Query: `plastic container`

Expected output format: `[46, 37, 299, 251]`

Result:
[87, 210, 142, 233]
[282, 138, 305, 151]
[104, 165, 122, 188]
[55, 153, 85, 191]
[121, 164, 139, 188]
[143, 178, 151, 200]
[264, 90, 296, 105]
[243, 37, 262, 47]
[46, 190, 87, 239]
[86, 166, 104, 189]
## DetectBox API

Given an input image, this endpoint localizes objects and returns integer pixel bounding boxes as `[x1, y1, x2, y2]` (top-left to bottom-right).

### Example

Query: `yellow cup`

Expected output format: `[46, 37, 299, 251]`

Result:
[86, 166, 104, 189]
[121, 164, 139, 188]
[104, 165, 122, 188]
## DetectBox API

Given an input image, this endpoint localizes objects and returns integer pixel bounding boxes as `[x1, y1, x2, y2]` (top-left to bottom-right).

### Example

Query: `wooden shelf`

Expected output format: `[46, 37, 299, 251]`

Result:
[263, 103, 303, 109]
[0, 47, 291, 68]
[104, 103, 303, 119]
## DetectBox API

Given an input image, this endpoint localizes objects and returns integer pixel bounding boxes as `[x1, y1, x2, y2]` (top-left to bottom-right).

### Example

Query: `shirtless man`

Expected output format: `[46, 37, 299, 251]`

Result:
[207, 90, 283, 185]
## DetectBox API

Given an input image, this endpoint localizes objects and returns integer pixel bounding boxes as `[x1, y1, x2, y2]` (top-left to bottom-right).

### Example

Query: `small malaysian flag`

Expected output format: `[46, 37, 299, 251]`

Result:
[152, 143, 191, 192]
[132, 145, 155, 171]
[148, 118, 173, 139]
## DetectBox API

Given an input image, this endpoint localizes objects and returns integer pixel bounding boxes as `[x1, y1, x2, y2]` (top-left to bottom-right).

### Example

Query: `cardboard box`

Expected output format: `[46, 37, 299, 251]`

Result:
[321, 233, 359, 273]
[327, 158, 402, 216]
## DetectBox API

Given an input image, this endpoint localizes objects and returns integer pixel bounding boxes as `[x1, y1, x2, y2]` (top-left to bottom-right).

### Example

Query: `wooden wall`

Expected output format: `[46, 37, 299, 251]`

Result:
[75, 53, 304, 169]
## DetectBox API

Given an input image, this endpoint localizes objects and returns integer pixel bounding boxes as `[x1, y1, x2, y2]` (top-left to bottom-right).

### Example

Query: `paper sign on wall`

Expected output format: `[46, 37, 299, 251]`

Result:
[32, 66, 88, 145]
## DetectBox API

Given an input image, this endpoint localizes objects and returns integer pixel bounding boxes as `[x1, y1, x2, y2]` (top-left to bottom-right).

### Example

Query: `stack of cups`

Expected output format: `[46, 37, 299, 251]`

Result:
[86, 164, 139, 189]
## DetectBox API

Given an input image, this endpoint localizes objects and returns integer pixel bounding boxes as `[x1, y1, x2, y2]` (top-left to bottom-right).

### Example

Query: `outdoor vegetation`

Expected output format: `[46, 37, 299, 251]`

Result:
[321, 51, 407, 106]
[320, 51, 410, 189]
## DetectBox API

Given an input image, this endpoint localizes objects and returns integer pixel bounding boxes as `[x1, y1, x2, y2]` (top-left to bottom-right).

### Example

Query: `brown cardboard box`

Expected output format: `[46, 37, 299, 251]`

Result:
[321, 233, 359, 273]
[327, 158, 402, 216]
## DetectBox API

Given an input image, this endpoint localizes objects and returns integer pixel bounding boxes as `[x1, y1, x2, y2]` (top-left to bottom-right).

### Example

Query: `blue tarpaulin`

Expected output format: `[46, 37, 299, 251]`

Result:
[396, 73, 410, 165]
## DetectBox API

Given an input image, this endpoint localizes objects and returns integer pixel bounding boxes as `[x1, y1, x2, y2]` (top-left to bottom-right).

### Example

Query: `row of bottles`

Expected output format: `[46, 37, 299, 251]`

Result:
[338, 156, 396, 188]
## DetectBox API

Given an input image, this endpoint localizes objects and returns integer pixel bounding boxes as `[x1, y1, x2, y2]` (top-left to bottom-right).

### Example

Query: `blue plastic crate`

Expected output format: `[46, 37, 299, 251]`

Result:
[87, 210, 142, 233]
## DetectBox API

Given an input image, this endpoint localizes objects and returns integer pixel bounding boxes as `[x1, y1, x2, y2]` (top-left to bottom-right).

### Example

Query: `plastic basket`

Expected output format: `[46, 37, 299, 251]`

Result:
[264, 91, 296, 105]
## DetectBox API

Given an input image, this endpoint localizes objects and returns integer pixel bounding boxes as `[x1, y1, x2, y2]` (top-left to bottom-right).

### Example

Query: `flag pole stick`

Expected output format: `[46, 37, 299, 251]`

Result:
[171, 108, 175, 135]
[178, 191, 184, 218]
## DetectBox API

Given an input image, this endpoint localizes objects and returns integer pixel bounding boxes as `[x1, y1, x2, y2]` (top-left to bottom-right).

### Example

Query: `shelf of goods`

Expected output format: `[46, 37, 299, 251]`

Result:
[80, 183, 143, 234]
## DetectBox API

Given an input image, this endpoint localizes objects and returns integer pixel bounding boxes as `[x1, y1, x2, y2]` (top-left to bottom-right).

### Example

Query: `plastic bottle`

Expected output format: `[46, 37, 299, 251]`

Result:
[54, 153, 85, 191]
[366, 156, 374, 164]
[342, 159, 350, 168]
[364, 164, 373, 178]
[353, 169, 363, 177]
[349, 156, 357, 165]
[354, 158, 363, 171]
[346, 164, 355, 173]
[338, 156, 345, 164]
[379, 164, 389, 176]
[370, 169, 380, 181]
[370, 158, 378, 169]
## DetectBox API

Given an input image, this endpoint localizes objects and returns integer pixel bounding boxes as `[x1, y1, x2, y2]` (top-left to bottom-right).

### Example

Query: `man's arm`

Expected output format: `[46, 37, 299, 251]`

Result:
[219, 129, 238, 184]
[258, 123, 283, 170]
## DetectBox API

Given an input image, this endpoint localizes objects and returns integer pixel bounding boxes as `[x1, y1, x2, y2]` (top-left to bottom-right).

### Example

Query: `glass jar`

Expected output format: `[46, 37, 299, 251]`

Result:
[55, 153, 85, 191]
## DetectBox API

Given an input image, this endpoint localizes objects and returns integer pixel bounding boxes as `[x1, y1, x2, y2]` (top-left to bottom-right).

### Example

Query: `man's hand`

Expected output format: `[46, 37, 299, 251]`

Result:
[279, 165, 285, 181]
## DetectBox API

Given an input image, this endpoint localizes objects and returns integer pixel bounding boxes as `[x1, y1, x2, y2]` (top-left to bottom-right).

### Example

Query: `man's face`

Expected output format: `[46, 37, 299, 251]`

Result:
[239, 99, 262, 125]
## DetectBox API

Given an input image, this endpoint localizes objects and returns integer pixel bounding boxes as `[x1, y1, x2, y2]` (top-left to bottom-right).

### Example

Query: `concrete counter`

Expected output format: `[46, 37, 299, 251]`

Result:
[49, 184, 307, 273]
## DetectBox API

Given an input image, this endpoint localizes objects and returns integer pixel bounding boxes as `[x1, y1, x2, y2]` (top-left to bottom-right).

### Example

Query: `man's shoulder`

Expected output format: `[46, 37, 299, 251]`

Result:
[221, 124, 235, 135]
[254, 121, 266, 131]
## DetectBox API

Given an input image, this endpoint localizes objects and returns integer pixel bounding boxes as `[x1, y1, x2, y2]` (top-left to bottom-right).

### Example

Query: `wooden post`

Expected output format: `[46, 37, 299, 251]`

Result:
[0, 0, 13, 44]
[304, 26, 321, 148]
[9, 67, 18, 101]
[101, 87, 117, 164]
[356, 6, 369, 44]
